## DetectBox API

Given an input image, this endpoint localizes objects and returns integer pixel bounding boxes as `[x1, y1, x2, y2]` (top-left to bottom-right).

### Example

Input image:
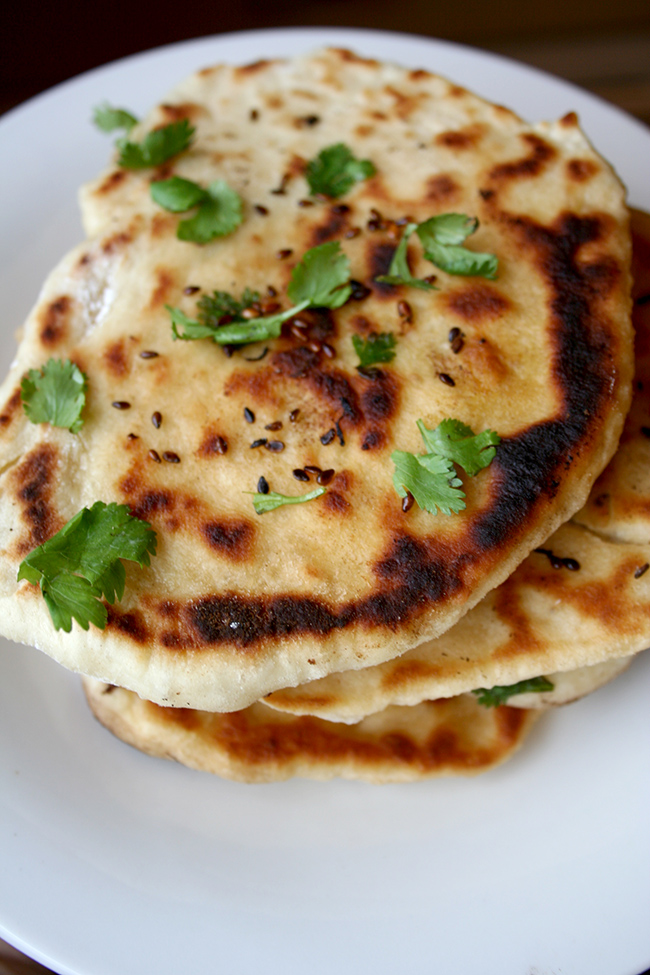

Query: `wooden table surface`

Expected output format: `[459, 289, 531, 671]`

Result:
[1, 3, 648, 972]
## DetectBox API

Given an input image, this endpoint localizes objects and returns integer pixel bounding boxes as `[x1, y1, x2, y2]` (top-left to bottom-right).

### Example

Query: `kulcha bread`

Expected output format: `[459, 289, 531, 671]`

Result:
[78, 213, 650, 783]
[82, 677, 539, 783]
[0, 48, 634, 714]
[261, 208, 650, 721]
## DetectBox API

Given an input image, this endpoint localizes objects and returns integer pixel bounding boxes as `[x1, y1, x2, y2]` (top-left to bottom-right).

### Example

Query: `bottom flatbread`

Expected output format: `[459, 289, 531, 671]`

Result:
[82, 677, 538, 784]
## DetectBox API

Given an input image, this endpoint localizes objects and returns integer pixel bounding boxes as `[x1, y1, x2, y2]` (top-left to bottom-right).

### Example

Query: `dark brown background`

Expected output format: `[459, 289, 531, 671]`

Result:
[1, 0, 650, 123]
[0, 1, 649, 972]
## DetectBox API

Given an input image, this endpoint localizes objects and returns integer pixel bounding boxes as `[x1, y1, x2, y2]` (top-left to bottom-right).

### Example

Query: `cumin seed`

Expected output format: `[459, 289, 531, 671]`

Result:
[402, 491, 415, 512]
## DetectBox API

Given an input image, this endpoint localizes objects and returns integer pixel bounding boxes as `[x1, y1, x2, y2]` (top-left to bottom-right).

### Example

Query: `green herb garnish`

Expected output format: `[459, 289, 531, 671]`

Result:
[17, 502, 157, 633]
[417, 418, 499, 477]
[21, 358, 87, 434]
[377, 213, 498, 288]
[198, 288, 261, 327]
[417, 213, 498, 279]
[116, 119, 195, 169]
[306, 143, 376, 198]
[150, 176, 243, 243]
[150, 175, 206, 211]
[168, 305, 292, 345]
[287, 240, 352, 308]
[376, 223, 437, 291]
[248, 487, 327, 514]
[392, 418, 500, 515]
[168, 241, 352, 346]
[352, 332, 397, 369]
[92, 103, 138, 133]
[472, 676, 555, 708]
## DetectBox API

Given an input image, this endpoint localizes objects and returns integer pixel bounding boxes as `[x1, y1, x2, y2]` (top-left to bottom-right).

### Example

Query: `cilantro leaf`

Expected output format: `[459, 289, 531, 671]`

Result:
[177, 181, 243, 243]
[92, 103, 138, 133]
[17, 502, 157, 632]
[472, 676, 555, 708]
[392, 417, 500, 516]
[416, 418, 500, 477]
[21, 358, 87, 434]
[306, 143, 376, 198]
[150, 176, 207, 212]
[167, 306, 222, 342]
[352, 332, 397, 369]
[287, 241, 352, 308]
[167, 303, 300, 345]
[416, 214, 498, 279]
[418, 213, 479, 247]
[168, 242, 352, 346]
[392, 450, 465, 516]
[150, 177, 242, 243]
[376, 214, 499, 288]
[116, 119, 195, 169]
[247, 487, 326, 514]
[376, 223, 438, 291]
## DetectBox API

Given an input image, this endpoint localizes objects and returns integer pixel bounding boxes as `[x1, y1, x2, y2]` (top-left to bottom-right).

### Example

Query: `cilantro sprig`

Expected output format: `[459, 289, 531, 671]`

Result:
[377, 213, 498, 288]
[93, 102, 195, 168]
[417, 419, 500, 477]
[248, 487, 326, 514]
[306, 144, 376, 198]
[151, 176, 243, 243]
[376, 223, 437, 291]
[352, 332, 397, 369]
[92, 103, 138, 133]
[418, 214, 498, 279]
[93, 102, 196, 169]
[21, 359, 87, 434]
[168, 241, 352, 346]
[472, 676, 555, 708]
[117, 119, 195, 168]
[17, 502, 157, 632]
[392, 418, 500, 515]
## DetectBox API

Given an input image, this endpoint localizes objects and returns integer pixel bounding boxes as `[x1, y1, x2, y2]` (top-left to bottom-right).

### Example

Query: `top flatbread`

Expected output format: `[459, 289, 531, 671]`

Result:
[264, 209, 650, 722]
[0, 48, 633, 711]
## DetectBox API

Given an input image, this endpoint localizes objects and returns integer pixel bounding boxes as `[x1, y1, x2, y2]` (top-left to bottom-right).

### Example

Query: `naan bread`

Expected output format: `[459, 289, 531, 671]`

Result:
[573, 207, 650, 543]
[0, 48, 633, 712]
[82, 676, 539, 783]
[264, 210, 650, 722]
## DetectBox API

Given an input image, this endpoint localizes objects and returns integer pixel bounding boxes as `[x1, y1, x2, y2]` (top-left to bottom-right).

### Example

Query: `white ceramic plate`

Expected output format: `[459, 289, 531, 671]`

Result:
[1, 27, 649, 975]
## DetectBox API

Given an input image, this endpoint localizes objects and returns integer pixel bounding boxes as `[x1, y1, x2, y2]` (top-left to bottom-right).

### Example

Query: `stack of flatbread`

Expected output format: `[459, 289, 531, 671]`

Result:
[0, 48, 648, 782]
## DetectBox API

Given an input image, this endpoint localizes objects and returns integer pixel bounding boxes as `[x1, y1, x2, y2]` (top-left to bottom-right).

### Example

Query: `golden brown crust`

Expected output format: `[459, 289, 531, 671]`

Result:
[82, 677, 538, 783]
[0, 49, 633, 711]
[262, 212, 650, 723]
